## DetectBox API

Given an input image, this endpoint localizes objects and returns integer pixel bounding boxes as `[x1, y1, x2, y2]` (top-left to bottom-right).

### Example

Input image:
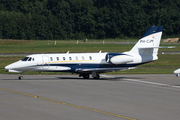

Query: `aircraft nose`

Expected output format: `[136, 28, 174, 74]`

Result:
[174, 68, 180, 77]
[5, 63, 16, 70]
[174, 69, 180, 74]
[5, 65, 10, 70]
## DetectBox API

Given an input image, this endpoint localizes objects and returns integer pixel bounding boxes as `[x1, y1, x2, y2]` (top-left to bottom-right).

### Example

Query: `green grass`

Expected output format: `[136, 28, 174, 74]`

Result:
[0, 40, 180, 74]
[0, 39, 179, 53]
[0, 40, 134, 53]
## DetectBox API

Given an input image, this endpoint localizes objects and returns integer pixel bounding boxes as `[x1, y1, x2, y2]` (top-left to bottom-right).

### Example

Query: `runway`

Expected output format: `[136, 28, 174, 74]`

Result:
[0, 74, 180, 120]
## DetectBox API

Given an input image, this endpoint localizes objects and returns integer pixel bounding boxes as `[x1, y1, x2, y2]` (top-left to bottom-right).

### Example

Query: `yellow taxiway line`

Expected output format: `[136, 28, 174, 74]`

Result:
[0, 87, 137, 120]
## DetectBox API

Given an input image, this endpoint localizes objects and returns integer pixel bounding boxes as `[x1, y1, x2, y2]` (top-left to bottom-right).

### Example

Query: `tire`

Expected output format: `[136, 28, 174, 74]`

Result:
[83, 74, 89, 79]
[93, 74, 100, 79]
[18, 76, 23, 80]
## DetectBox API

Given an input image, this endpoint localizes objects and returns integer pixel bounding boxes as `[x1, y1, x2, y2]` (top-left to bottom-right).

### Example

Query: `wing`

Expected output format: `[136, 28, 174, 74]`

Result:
[75, 67, 135, 73]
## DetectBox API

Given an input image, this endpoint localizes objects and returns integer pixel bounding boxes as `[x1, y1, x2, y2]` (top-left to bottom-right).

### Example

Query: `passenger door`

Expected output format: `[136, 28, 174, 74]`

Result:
[42, 56, 49, 69]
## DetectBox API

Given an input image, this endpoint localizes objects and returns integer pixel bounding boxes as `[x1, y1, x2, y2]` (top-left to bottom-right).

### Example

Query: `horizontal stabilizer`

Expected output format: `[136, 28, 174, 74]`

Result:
[158, 46, 175, 48]
[138, 46, 175, 49]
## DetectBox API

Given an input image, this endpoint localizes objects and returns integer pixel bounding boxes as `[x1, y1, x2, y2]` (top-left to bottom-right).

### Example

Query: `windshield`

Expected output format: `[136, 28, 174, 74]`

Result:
[21, 57, 29, 61]
[28, 57, 32, 61]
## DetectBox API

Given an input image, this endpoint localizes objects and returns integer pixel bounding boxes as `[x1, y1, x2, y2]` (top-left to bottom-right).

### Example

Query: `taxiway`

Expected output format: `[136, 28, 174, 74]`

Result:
[0, 74, 180, 120]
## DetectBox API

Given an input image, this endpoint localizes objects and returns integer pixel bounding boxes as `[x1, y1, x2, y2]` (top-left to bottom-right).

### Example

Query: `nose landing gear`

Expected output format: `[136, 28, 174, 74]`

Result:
[18, 74, 23, 80]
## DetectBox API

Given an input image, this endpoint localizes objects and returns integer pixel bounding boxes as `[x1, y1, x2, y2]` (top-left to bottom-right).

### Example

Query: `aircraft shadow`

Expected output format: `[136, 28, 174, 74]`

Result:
[0, 75, 144, 81]
[56, 76, 144, 81]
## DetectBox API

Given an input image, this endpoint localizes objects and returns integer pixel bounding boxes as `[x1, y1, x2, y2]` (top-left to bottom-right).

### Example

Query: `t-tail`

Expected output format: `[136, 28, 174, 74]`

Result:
[127, 26, 163, 62]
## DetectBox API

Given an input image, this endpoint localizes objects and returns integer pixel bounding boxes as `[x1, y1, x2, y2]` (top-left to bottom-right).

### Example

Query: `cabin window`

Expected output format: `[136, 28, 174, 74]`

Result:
[50, 57, 53, 61]
[32, 58, 34, 61]
[75, 56, 78, 60]
[57, 57, 59, 61]
[82, 56, 84, 60]
[69, 57, 72, 60]
[22, 57, 29, 61]
[28, 57, 32, 61]
[63, 57, 65, 61]
[89, 56, 92, 60]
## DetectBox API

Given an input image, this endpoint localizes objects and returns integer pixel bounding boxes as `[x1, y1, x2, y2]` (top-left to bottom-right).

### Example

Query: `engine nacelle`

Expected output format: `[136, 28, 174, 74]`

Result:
[106, 53, 133, 64]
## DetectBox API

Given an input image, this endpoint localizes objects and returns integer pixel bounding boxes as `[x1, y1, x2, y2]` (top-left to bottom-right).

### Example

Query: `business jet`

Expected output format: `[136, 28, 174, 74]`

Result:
[5, 26, 164, 80]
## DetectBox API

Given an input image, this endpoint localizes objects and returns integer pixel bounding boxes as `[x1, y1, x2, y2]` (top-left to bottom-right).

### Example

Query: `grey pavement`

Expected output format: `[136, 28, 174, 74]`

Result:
[0, 74, 180, 120]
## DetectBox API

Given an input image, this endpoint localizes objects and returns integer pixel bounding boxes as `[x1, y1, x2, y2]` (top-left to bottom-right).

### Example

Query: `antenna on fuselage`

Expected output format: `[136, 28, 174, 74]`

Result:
[66, 51, 69, 54]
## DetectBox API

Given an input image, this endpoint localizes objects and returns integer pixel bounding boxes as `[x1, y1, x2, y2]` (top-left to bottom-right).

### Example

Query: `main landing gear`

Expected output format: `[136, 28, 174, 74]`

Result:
[92, 72, 100, 79]
[79, 72, 100, 79]
[83, 74, 90, 79]
[79, 74, 90, 79]
[93, 74, 100, 79]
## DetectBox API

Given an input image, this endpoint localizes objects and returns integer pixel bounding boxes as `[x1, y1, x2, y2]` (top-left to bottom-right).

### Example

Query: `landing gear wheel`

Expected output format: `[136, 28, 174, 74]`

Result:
[18, 76, 23, 80]
[83, 74, 90, 79]
[93, 74, 100, 79]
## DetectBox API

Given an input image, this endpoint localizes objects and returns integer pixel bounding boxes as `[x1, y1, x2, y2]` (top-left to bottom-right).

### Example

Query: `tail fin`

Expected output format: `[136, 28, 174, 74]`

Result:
[129, 26, 163, 60]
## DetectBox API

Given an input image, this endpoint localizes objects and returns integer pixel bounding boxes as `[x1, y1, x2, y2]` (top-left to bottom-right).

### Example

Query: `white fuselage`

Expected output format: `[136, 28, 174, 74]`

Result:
[5, 52, 146, 73]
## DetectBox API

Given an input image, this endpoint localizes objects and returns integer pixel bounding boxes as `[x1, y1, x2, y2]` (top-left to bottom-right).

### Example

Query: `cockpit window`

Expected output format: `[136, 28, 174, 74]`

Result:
[28, 57, 32, 61]
[22, 57, 29, 61]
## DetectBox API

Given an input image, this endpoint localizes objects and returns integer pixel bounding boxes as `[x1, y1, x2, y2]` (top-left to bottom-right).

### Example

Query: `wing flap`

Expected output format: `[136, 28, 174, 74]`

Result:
[138, 46, 175, 49]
